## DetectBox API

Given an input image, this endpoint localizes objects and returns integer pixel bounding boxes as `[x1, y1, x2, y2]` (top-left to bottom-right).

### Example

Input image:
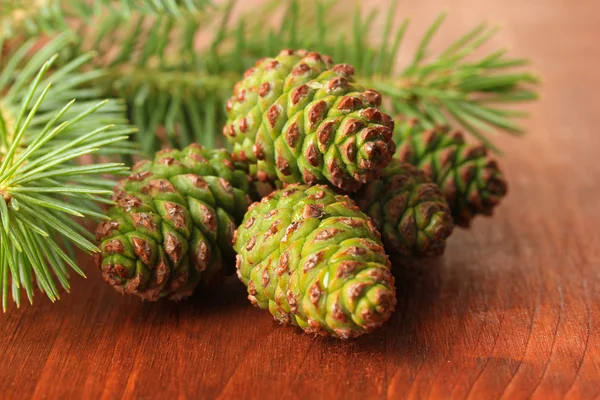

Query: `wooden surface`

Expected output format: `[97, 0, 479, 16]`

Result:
[2, 0, 600, 399]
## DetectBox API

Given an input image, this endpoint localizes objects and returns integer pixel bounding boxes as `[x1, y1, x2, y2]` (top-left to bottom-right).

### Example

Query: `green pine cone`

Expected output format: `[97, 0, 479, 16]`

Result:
[355, 160, 454, 258]
[224, 49, 396, 193]
[95, 144, 252, 301]
[394, 119, 508, 227]
[234, 184, 396, 339]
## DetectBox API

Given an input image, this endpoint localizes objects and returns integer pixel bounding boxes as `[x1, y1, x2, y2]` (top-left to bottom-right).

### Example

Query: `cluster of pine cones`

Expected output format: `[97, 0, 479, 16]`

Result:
[95, 50, 507, 339]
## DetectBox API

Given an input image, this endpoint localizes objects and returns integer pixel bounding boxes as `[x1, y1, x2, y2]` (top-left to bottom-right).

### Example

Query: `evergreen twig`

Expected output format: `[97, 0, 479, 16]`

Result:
[0, 35, 135, 310]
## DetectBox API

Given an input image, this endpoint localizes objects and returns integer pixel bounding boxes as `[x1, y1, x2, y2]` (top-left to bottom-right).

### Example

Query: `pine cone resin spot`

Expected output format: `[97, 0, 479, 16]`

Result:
[224, 49, 396, 192]
[234, 184, 396, 339]
[393, 118, 508, 227]
[354, 160, 454, 259]
[96, 145, 253, 301]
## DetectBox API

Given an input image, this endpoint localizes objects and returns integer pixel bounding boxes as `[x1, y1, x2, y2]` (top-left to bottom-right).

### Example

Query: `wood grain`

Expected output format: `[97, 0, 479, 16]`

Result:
[2, 0, 600, 398]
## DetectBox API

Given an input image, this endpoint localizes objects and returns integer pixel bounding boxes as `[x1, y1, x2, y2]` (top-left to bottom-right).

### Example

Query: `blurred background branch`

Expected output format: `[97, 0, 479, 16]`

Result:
[1, 0, 539, 155]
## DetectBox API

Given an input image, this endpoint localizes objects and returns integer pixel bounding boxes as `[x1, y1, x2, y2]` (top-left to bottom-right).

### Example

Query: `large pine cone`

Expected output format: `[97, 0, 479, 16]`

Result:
[95, 145, 252, 301]
[234, 184, 396, 339]
[224, 49, 396, 193]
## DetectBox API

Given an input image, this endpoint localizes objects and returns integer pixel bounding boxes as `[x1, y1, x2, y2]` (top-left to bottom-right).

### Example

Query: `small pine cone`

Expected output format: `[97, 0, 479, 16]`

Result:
[224, 49, 396, 192]
[234, 185, 396, 339]
[95, 145, 252, 301]
[354, 160, 454, 258]
[394, 119, 508, 227]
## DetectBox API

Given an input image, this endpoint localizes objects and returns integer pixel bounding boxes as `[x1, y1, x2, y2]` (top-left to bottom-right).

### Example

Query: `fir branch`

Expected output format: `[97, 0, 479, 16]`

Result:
[6, 0, 538, 154]
[0, 0, 212, 38]
[54, 3, 242, 154]
[1, 1, 67, 39]
[0, 37, 135, 310]
[81, 0, 213, 16]
[1, 33, 138, 156]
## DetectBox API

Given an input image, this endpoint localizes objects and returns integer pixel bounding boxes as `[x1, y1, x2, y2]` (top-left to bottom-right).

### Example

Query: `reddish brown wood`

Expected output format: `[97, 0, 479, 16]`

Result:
[2, 0, 600, 398]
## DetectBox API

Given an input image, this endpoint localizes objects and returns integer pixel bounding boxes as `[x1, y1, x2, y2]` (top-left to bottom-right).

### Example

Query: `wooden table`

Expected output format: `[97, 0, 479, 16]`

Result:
[2, 0, 599, 398]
